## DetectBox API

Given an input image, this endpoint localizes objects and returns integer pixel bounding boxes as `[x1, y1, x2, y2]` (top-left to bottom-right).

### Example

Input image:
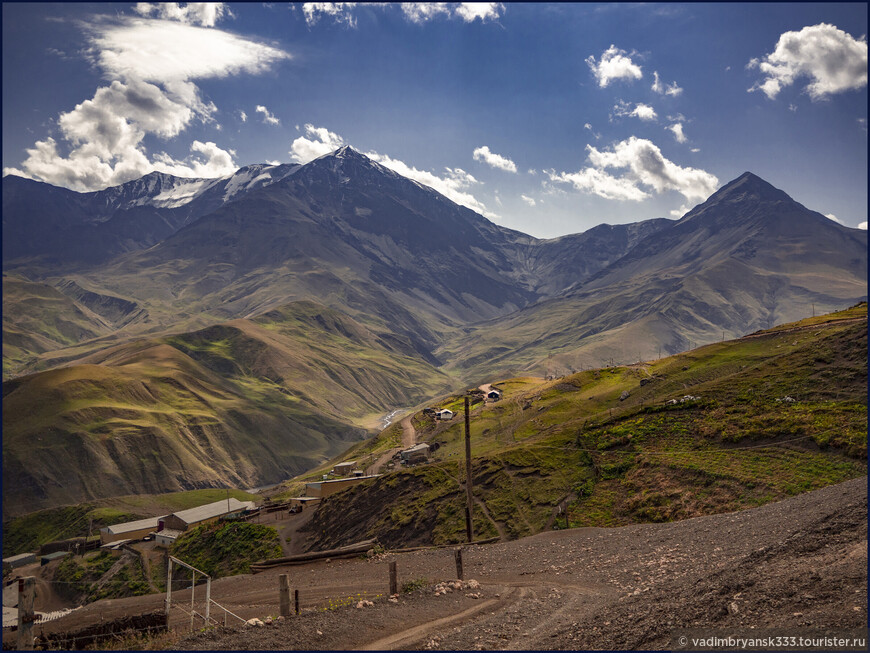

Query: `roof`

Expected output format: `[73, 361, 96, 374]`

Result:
[436, 409, 454, 414]
[169, 498, 250, 525]
[403, 443, 430, 453]
[157, 529, 183, 540]
[40, 551, 69, 561]
[2, 553, 35, 564]
[102, 517, 162, 535]
[334, 460, 357, 467]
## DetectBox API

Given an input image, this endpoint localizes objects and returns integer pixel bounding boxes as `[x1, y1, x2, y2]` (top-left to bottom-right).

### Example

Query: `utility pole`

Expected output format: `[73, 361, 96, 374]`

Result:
[464, 396, 474, 543]
[226, 487, 231, 515]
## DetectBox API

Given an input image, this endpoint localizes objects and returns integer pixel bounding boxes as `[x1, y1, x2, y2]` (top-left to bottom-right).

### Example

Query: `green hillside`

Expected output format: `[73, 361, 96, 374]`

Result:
[301, 304, 867, 549]
[2, 301, 453, 517]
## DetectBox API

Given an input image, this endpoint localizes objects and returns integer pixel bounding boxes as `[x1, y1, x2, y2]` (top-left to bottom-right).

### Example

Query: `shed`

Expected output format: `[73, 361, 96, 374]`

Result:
[40, 551, 70, 566]
[154, 529, 183, 548]
[400, 443, 430, 464]
[487, 390, 502, 401]
[2, 553, 36, 570]
[332, 461, 357, 476]
[435, 409, 454, 420]
[159, 498, 252, 533]
[99, 517, 163, 545]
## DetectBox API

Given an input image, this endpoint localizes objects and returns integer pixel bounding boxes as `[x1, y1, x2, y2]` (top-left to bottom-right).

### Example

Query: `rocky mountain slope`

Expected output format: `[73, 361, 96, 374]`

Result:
[439, 172, 867, 379]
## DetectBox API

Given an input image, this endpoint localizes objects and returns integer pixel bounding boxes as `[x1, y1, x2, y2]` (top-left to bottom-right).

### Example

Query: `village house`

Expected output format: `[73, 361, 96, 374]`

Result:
[435, 409, 454, 420]
[158, 498, 255, 533]
[99, 517, 163, 546]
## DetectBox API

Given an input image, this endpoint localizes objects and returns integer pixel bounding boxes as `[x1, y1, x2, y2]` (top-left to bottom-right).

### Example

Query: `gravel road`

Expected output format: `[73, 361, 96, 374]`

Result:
[18, 477, 866, 650]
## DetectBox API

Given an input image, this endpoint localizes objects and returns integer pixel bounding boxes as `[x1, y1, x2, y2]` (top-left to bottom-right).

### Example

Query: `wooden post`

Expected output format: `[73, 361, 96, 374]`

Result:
[464, 396, 474, 543]
[279, 574, 291, 617]
[190, 570, 196, 631]
[294, 589, 300, 615]
[17, 576, 36, 651]
[389, 561, 398, 596]
[454, 548, 464, 580]
[165, 558, 173, 628]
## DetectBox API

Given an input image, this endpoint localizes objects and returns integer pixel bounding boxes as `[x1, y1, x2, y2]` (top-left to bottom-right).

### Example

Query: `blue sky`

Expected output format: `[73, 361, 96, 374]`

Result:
[3, 2, 867, 238]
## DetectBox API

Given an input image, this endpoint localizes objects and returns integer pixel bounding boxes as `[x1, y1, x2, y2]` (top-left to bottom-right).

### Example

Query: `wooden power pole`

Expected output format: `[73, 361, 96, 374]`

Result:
[464, 396, 474, 543]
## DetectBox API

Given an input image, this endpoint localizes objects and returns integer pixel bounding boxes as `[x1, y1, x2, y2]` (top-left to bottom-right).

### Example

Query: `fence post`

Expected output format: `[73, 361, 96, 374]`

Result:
[190, 570, 196, 631]
[279, 574, 291, 617]
[17, 576, 36, 651]
[205, 577, 211, 625]
[389, 561, 398, 596]
[454, 548, 464, 580]
[294, 589, 300, 616]
[165, 558, 173, 629]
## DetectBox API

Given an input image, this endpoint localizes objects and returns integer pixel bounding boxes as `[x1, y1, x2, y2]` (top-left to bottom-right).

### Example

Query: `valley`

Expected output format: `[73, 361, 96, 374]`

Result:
[2, 147, 867, 650]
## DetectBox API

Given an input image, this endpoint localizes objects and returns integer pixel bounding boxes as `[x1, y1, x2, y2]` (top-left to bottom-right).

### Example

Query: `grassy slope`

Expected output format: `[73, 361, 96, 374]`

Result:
[301, 305, 867, 549]
[2, 301, 452, 518]
[2, 276, 112, 377]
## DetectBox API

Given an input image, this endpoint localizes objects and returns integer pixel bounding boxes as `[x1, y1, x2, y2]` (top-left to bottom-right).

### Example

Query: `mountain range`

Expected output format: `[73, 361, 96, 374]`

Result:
[2, 147, 866, 515]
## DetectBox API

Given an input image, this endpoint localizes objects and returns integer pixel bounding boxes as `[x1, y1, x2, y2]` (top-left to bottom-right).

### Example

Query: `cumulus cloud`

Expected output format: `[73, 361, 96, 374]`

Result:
[151, 140, 238, 177]
[858, 221, 867, 230]
[454, 3, 504, 22]
[256, 104, 280, 126]
[668, 123, 687, 143]
[825, 213, 842, 224]
[651, 71, 683, 96]
[521, 194, 536, 207]
[239, 109, 247, 122]
[612, 100, 657, 121]
[289, 124, 346, 163]
[748, 23, 868, 100]
[586, 45, 643, 88]
[402, 2, 503, 23]
[134, 2, 229, 27]
[548, 136, 718, 205]
[9, 11, 290, 190]
[302, 3, 358, 27]
[472, 145, 517, 173]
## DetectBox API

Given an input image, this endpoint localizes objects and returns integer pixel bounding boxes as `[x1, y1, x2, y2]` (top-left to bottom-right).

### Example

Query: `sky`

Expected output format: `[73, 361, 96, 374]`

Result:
[2, 2, 867, 238]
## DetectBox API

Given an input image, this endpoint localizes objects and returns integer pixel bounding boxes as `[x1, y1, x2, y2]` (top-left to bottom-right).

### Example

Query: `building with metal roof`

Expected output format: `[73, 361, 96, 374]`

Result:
[158, 498, 254, 533]
[99, 517, 163, 545]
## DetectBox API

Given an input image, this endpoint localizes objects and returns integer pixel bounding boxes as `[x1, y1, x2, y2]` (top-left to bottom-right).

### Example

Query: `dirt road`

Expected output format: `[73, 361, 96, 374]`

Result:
[20, 476, 866, 650]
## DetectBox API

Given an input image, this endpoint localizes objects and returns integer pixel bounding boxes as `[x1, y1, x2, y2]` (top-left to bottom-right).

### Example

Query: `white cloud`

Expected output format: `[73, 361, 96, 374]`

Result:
[134, 2, 230, 27]
[825, 213, 842, 224]
[239, 110, 247, 122]
[87, 17, 289, 83]
[612, 100, 657, 121]
[256, 104, 280, 126]
[302, 3, 358, 27]
[548, 136, 718, 205]
[748, 23, 868, 100]
[690, 147, 700, 153]
[527, 168, 537, 175]
[10, 12, 288, 190]
[668, 123, 687, 143]
[652, 71, 683, 96]
[520, 194, 536, 207]
[401, 3, 451, 23]
[289, 124, 346, 163]
[152, 140, 237, 177]
[455, 3, 504, 22]
[472, 145, 517, 173]
[401, 2, 503, 23]
[586, 45, 642, 88]
[858, 221, 867, 230]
